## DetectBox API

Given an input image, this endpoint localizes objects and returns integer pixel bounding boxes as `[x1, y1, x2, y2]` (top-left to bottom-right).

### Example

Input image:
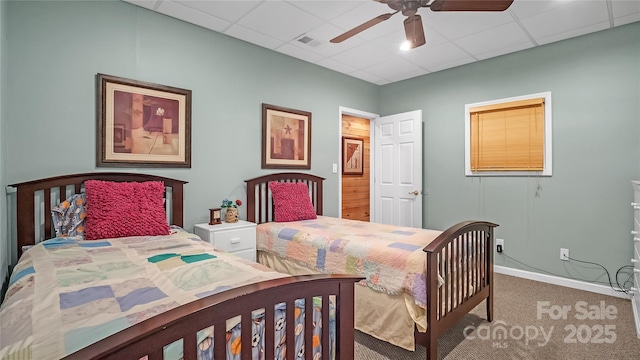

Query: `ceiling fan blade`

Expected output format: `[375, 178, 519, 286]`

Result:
[330, 11, 399, 43]
[430, 0, 514, 12]
[404, 15, 426, 49]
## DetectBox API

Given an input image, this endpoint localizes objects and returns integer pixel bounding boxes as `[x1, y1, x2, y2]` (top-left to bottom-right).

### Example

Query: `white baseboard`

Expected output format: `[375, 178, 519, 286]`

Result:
[632, 298, 640, 339]
[494, 265, 632, 300]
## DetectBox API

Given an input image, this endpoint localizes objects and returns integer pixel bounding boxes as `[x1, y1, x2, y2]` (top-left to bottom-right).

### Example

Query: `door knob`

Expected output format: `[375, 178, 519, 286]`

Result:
[409, 190, 420, 196]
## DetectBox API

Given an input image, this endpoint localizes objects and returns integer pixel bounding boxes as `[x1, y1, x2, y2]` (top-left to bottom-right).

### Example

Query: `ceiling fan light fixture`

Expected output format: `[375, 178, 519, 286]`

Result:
[404, 14, 426, 48]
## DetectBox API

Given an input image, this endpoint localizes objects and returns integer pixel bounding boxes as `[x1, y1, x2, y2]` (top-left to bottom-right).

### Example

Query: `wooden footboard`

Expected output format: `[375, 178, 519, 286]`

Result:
[64, 274, 361, 360]
[245, 172, 498, 359]
[418, 221, 497, 360]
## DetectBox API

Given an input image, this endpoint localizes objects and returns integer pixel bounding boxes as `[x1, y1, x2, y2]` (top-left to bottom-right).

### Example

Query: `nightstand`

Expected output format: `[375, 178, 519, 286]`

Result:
[194, 220, 257, 261]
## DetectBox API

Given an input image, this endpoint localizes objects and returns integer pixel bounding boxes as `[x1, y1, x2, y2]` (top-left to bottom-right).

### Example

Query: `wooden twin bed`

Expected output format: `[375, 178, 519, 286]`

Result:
[2, 171, 496, 360]
[246, 172, 497, 360]
[2, 172, 361, 360]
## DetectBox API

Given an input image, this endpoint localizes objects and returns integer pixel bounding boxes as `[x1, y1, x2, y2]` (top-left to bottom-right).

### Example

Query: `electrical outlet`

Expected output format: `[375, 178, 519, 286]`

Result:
[496, 238, 504, 253]
[560, 248, 569, 261]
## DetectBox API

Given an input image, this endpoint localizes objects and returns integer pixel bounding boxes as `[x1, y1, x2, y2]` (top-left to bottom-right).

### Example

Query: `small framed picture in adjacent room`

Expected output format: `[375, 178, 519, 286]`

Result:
[209, 208, 222, 225]
[342, 136, 364, 175]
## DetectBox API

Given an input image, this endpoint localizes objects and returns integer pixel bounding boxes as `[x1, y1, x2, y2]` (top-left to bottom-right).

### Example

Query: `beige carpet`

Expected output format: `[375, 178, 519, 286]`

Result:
[354, 273, 640, 359]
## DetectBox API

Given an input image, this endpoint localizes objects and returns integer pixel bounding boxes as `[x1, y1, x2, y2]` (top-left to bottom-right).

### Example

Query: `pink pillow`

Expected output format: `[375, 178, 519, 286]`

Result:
[84, 180, 170, 240]
[269, 181, 317, 222]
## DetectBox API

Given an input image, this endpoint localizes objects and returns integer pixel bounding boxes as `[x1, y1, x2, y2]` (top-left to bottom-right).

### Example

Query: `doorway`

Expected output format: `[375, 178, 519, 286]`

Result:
[341, 114, 371, 221]
[339, 107, 423, 228]
[339, 107, 378, 221]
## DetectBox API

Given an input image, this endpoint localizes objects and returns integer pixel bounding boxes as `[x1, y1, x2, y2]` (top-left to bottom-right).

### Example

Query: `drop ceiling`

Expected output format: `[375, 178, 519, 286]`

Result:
[123, 0, 640, 85]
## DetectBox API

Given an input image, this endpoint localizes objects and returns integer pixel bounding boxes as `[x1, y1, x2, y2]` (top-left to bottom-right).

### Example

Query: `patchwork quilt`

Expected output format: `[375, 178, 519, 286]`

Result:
[256, 216, 444, 308]
[0, 228, 329, 360]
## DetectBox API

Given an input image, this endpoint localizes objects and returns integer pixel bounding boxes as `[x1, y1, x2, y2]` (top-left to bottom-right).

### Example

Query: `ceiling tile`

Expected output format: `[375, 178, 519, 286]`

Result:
[423, 11, 516, 40]
[509, 0, 574, 20]
[315, 58, 357, 74]
[474, 42, 535, 61]
[275, 43, 325, 63]
[237, 1, 324, 42]
[363, 57, 425, 81]
[612, 0, 640, 26]
[534, 21, 610, 45]
[386, 68, 430, 83]
[287, 0, 366, 22]
[519, 0, 610, 40]
[405, 42, 474, 71]
[615, 12, 640, 26]
[224, 24, 284, 50]
[330, 43, 396, 69]
[155, 0, 231, 33]
[289, 23, 365, 57]
[174, 0, 261, 23]
[612, 0, 640, 18]
[428, 56, 476, 73]
[349, 70, 388, 85]
[456, 22, 533, 57]
[420, 23, 449, 48]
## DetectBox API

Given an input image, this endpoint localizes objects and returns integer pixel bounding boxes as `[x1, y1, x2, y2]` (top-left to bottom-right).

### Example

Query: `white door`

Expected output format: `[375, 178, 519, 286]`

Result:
[374, 110, 423, 227]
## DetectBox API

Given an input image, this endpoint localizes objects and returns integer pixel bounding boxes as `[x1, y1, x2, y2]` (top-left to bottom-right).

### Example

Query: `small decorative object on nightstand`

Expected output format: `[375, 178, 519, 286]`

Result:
[221, 198, 242, 223]
[209, 208, 221, 225]
[225, 207, 239, 223]
[194, 220, 257, 261]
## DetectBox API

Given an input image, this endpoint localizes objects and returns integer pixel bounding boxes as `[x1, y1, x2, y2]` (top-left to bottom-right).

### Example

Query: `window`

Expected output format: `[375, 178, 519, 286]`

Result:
[465, 92, 552, 176]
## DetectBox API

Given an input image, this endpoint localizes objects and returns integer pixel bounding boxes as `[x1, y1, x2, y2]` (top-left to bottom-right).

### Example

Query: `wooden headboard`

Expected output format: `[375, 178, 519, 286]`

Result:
[9, 172, 187, 259]
[245, 172, 324, 224]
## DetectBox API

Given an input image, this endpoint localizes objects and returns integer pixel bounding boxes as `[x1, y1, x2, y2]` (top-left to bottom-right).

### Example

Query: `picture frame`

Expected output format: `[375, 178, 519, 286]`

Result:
[342, 136, 364, 175]
[262, 103, 311, 169]
[209, 208, 222, 225]
[97, 73, 192, 168]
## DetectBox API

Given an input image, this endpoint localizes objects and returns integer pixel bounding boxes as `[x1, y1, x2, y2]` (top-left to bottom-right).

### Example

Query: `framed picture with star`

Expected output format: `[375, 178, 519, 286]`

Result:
[261, 103, 311, 169]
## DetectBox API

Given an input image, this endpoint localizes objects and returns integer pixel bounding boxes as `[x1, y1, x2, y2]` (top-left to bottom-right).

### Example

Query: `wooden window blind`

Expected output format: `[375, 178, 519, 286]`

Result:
[470, 98, 545, 172]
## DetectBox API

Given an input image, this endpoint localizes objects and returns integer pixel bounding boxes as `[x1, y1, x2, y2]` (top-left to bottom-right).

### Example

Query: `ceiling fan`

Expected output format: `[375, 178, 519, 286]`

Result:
[330, 0, 515, 49]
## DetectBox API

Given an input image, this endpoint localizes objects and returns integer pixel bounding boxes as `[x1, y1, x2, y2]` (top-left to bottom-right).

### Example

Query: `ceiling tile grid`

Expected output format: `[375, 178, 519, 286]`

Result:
[123, 0, 640, 85]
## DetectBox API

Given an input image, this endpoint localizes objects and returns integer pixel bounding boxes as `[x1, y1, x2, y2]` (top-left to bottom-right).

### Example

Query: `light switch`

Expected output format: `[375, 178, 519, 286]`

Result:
[332, 163, 338, 173]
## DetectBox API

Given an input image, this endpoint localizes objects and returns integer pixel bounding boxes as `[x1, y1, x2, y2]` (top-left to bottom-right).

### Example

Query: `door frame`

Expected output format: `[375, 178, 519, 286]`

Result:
[338, 106, 379, 219]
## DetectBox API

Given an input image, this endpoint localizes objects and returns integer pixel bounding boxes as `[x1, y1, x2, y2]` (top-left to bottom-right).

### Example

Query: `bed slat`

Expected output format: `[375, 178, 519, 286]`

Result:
[213, 318, 226, 360]
[304, 296, 313, 360]
[241, 312, 251, 360]
[286, 299, 295, 360]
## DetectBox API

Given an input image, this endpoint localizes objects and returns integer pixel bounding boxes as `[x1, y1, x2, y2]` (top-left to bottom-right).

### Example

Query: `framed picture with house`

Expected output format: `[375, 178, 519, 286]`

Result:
[261, 103, 311, 169]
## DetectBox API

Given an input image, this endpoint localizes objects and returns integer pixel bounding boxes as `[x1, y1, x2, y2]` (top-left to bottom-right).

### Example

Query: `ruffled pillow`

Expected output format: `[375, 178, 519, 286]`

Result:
[84, 180, 170, 240]
[268, 182, 317, 222]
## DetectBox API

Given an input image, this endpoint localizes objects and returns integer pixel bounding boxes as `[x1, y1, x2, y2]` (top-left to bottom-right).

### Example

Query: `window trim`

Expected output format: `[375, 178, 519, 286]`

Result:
[464, 91, 552, 177]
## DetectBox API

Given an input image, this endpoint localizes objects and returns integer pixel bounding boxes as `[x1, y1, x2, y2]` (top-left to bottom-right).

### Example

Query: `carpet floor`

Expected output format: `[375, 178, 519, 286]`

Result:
[353, 273, 640, 359]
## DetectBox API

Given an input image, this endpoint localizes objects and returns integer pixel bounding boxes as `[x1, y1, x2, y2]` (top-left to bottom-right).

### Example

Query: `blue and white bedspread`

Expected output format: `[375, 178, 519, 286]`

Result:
[0, 228, 331, 360]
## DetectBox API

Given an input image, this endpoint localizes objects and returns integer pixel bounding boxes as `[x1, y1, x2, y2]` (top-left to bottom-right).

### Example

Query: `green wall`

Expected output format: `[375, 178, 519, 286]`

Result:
[3, 0, 639, 289]
[2, 1, 378, 263]
[0, 0, 6, 283]
[379, 22, 640, 283]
